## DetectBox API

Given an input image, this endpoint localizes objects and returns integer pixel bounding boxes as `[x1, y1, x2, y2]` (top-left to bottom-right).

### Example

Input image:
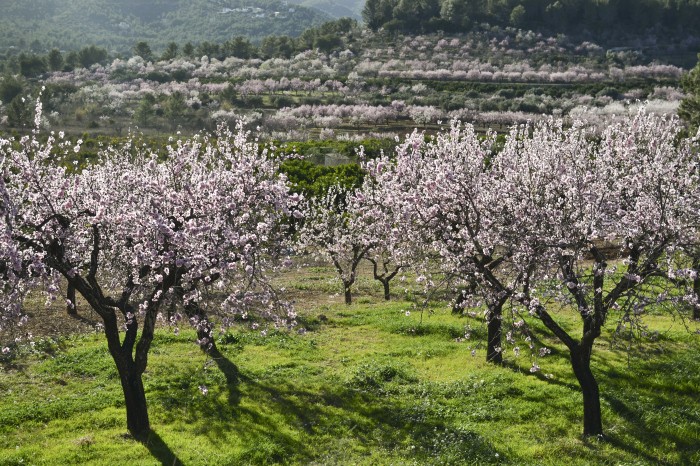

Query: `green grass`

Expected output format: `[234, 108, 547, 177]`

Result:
[1, 267, 699, 465]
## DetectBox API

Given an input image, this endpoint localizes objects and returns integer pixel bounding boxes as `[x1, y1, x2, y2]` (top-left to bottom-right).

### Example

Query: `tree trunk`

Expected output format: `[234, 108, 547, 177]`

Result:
[693, 257, 700, 320]
[486, 304, 503, 364]
[694, 279, 700, 320]
[570, 345, 603, 437]
[381, 279, 390, 301]
[103, 313, 150, 442]
[66, 283, 77, 315]
[344, 282, 352, 305]
[119, 365, 150, 441]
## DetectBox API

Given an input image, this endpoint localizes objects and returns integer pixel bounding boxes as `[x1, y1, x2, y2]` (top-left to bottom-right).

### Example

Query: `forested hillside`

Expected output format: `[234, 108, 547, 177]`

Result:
[289, 0, 364, 19]
[363, 0, 700, 39]
[0, 0, 330, 54]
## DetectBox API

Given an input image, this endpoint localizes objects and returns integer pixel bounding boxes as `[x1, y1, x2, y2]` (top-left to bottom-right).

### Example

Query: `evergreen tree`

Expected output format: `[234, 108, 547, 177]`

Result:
[47, 48, 64, 71]
[679, 54, 700, 132]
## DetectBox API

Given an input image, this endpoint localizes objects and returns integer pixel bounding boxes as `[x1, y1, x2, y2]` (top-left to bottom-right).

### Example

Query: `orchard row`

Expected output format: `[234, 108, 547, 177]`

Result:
[1, 106, 698, 440]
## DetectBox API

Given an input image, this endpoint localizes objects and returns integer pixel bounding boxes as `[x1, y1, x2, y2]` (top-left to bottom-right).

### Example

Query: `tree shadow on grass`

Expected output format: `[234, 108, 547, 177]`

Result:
[501, 358, 580, 392]
[145, 430, 185, 466]
[207, 346, 241, 405]
[172, 366, 507, 464]
[595, 353, 700, 464]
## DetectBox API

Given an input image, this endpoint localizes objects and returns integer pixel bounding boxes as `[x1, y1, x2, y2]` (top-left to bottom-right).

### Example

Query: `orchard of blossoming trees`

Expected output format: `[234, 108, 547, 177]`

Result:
[0, 100, 300, 440]
[1, 102, 699, 440]
[0, 27, 690, 139]
[300, 109, 700, 436]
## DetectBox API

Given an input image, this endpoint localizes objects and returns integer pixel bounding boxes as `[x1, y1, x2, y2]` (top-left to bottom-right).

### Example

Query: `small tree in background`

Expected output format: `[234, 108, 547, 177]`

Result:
[160, 42, 179, 61]
[47, 49, 64, 72]
[133, 41, 154, 62]
[298, 185, 370, 305]
[352, 157, 408, 301]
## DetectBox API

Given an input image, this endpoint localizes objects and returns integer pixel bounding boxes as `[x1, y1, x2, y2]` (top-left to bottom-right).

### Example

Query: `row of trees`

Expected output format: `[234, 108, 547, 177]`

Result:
[299, 109, 700, 436]
[363, 0, 700, 35]
[1, 105, 698, 440]
[2, 46, 109, 78]
[129, 17, 357, 64]
[0, 18, 359, 78]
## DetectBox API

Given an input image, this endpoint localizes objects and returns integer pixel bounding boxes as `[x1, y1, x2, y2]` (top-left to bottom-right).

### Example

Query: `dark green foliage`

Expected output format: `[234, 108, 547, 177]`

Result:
[160, 42, 179, 61]
[6, 95, 32, 128]
[133, 94, 156, 127]
[47, 49, 64, 72]
[18, 53, 47, 78]
[260, 36, 296, 59]
[280, 158, 365, 198]
[164, 91, 187, 126]
[362, 0, 700, 37]
[277, 138, 398, 198]
[133, 41, 154, 62]
[222, 37, 256, 59]
[0, 75, 25, 104]
[182, 42, 195, 58]
[679, 53, 700, 131]
[77, 45, 108, 68]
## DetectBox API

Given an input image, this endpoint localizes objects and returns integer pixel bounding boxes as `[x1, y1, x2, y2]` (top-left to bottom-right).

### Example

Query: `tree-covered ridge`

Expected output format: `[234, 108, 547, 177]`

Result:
[363, 0, 700, 37]
[0, 0, 330, 54]
[289, 0, 365, 19]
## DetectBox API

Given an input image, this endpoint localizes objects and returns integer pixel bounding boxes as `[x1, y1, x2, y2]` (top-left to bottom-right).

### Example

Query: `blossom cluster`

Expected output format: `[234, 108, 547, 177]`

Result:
[0, 108, 300, 344]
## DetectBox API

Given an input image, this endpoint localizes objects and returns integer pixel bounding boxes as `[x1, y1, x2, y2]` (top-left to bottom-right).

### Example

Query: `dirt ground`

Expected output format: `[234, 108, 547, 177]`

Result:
[1, 287, 100, 348]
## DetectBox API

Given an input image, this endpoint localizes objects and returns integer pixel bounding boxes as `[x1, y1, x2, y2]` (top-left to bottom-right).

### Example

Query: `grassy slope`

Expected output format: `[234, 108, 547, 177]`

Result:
[0, 265, 699, 465]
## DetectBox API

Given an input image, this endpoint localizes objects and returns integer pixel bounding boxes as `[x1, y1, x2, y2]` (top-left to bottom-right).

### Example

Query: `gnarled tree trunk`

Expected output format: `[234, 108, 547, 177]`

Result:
[119, 363, 150, 441]
[486, 304, 503, 364]
[368, 258, 401, 301]
[570, 343, 603, 437]
[66, 283, 77, 315]
[344, 280, 353, 305]
[381, 279, 390, 301]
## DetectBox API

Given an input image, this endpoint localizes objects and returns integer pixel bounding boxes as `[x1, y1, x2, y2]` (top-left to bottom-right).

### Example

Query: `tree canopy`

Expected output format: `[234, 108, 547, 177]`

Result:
[363, 0, 700, 36]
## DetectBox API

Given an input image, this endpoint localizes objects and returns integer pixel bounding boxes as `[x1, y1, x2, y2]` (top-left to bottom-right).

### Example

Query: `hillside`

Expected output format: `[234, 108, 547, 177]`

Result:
[289, 0, 364, 19]
[0, 0, 331, 54]
[363, 0, 700, 41]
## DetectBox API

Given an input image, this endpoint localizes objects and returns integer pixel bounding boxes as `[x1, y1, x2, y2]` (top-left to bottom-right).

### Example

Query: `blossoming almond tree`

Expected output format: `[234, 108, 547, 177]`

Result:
[500, 111, 699, 437]
[370, 111, 697, 436]
[368, 123, 533, 364]
[0, 107, 298, 440]
[298, 185, 370, 305]
[350, 162, 409, 301]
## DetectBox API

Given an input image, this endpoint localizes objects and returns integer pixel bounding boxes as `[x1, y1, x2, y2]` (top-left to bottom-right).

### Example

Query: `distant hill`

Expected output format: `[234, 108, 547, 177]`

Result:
[0, 0, 331, 54]
[362, 0, 700, 41]
[288, 0, 364, 19]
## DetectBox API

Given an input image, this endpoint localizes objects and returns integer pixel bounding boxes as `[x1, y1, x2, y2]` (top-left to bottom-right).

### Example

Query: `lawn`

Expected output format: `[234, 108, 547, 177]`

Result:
[0, 265, 699, 465]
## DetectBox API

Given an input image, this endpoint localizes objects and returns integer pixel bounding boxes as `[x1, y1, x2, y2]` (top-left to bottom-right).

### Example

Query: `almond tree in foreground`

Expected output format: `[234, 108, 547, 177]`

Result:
[372, 111, 698, 436]
[500, 111, 698, 436]
[0, 104, 299, 440]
